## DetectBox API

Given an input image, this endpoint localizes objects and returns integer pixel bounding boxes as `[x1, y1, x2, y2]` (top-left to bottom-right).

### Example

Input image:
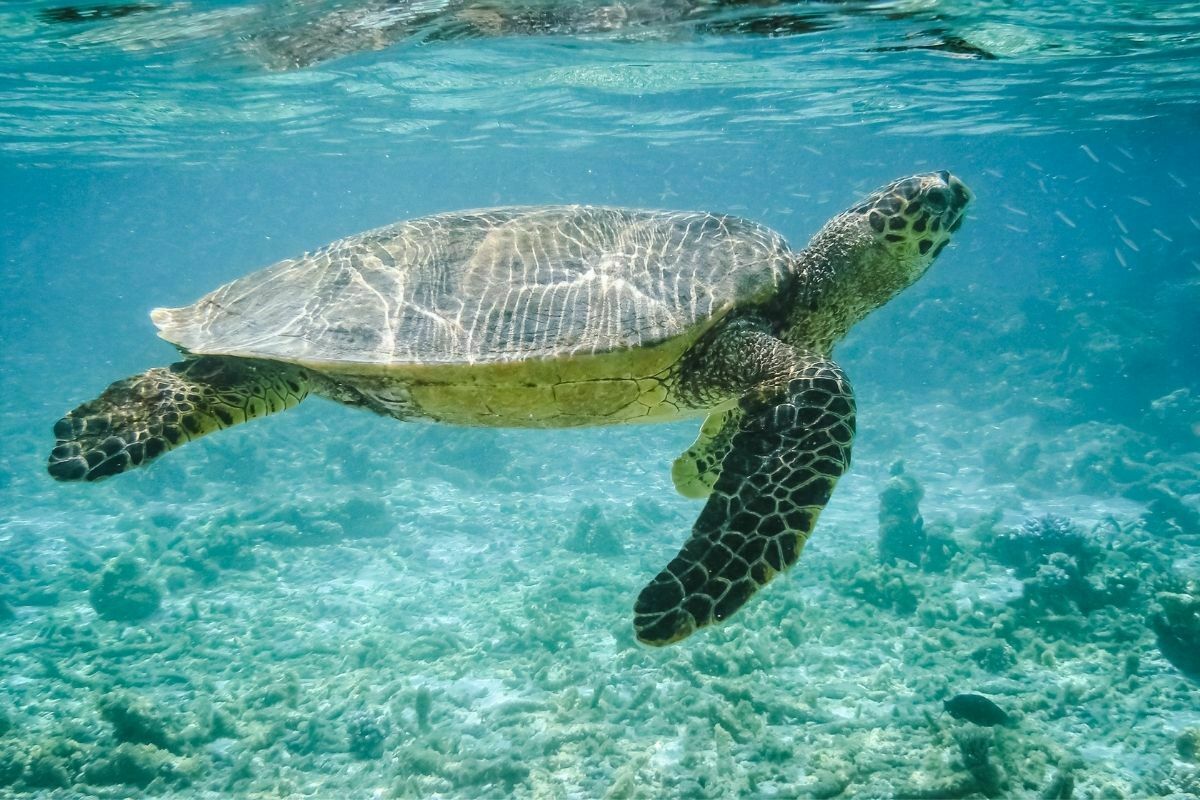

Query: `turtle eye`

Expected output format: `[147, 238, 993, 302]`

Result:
[924, 186, 950, 213]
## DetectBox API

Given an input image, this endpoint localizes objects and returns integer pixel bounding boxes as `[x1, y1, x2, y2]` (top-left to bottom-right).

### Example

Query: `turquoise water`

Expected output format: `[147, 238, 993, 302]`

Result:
[2, 1, 1200, 797]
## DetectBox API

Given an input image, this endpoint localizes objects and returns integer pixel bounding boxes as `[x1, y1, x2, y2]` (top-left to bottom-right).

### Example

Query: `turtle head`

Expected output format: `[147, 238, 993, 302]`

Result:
[851, 170, 972, 264]
[786, 171, 972, 351]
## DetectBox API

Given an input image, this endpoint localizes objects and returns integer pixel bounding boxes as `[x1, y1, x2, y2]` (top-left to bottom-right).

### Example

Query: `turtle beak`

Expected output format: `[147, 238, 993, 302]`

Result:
[935, 170, 972, 232]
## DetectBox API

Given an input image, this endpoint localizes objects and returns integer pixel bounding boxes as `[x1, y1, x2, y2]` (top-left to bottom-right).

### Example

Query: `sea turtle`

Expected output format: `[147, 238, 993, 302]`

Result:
[47, 171, 972, 645]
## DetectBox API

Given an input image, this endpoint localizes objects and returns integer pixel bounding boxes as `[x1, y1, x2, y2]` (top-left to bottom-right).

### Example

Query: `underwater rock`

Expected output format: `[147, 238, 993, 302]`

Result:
[878, 460, 926, 567]
[944, 693, 1010, 727]
[564, 503, 624, 556]
[99, 691, 177, 752]
[88, 553, 162, 622]
[1150, 590, 1200, 681]
[346, 711, 390, 760]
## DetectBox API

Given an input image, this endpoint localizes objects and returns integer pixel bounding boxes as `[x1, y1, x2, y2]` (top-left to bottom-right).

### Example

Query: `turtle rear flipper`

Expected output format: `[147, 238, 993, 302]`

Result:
[635, 349, 854, 645]
[48, 356, 309, 482]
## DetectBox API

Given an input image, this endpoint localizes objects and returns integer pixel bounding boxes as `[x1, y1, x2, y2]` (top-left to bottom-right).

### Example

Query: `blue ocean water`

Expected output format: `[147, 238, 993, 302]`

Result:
[1, 1, 1199, 797]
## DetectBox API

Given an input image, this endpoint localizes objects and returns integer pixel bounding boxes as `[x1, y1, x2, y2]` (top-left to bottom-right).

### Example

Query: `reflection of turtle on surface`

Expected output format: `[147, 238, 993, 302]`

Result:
[244, 0, 997, 69]
[35, 1, 999, 70]
[48, 171, 972, 645]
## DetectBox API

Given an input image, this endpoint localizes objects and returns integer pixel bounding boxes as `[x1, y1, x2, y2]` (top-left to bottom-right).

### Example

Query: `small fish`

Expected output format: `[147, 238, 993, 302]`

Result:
[1080, 144, 1099, 163]
[1121, 235, 1140, 252]
[1152, 228, 1173, 243]
[1129, 195, 1152, 207]
[1001, 203, 1028, 217]
[944, 693, 1010, 727]
[1168, 172, 1187, 188]
[1027, 161, 1044, 172]
[1115, 248, 1128, 269]
[1054, 210, 1076, 228]
[1108, 161, 1126, 175]
[1113, 214, 1128, 234]
[1116, 146, 1134, 160]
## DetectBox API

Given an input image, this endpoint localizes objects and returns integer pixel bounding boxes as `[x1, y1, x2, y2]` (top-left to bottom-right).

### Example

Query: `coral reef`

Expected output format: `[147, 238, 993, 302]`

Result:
[414, 687, 433, 732]
[81, 742, 199, 789]
[564, 503, 625, 556]
[990, 515, 1097, 579]
[1177, 728, 1200, 762]
[846, 561, 923, 615]
[956, 728, 1006, 798]
[878, 460, 926, 566]
[1148, 387, 1200, 451]
[88, 553, 162, 622]
[346, 711, 390, 760]
[0, 393, 1195, 798]
[1150, 587, 1200, 681]
[1041, 763, 1077, 799]
[970, 640, 1017, 673]
[985, 514, 1139, 624]
[99, 691, 178, 752]
[1141, 485, 1200, 538]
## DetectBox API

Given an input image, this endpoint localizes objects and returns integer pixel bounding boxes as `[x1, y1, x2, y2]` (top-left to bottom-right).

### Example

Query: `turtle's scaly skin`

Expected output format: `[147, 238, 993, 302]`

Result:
[48, 358, 308, 481]
[47, 172, 971, 646]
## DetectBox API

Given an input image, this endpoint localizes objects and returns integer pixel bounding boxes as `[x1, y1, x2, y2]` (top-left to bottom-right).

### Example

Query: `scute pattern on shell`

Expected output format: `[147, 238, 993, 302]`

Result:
[152, 206, 793, 367]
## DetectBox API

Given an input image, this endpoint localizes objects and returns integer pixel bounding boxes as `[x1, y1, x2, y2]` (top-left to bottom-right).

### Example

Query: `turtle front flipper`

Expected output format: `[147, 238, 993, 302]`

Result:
[48, 356, 309, 482]
[671, 408, 740, 499]
[635, 353, 854, 645]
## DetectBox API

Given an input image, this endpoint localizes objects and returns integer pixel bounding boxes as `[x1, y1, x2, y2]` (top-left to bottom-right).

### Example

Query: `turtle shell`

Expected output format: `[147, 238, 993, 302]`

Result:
[151, 205, 794, 369]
